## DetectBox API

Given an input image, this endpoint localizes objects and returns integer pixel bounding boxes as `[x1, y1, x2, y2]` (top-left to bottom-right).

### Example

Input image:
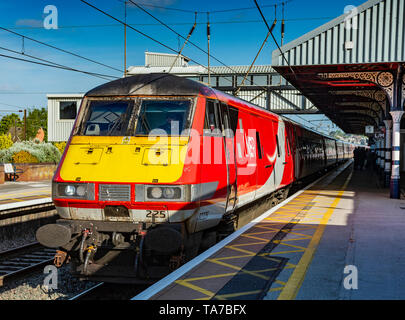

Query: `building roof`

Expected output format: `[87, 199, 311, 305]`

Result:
[85, 73, 211, 97]
[127, 64, 275, 76]
[272, 0, 405, 66]
[46, 94, 85, 99]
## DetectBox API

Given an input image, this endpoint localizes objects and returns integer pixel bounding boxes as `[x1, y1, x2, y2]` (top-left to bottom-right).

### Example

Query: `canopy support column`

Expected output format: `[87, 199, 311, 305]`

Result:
[390, 111, 404, 199]
[384, 119, 393, 187]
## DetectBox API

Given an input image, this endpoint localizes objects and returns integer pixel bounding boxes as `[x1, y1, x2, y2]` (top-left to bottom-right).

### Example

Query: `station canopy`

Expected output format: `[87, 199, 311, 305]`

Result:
[272, 0, 405, 135]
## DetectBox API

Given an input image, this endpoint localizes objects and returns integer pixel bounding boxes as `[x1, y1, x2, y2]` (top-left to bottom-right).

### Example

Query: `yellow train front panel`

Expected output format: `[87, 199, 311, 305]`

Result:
[59, 135, 190, 184]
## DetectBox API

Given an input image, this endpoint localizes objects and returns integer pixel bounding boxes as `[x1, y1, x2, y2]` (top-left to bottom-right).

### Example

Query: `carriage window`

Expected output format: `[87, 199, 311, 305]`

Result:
[204, 100, 220, 134]
[135, 100, 190, 135]
[256, 132, 262, 159]
[276, 135, 280, 157]
[81, 100, 133, 136]
[228, 107, 239, 135]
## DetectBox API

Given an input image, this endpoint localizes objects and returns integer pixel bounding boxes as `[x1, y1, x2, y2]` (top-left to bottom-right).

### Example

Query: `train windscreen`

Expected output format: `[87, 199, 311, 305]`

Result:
[80, 100, 134, 136]
[135, 100, 190, 135]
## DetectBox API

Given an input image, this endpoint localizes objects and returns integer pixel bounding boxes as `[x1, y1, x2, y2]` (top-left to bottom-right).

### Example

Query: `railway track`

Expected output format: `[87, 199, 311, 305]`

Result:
[0, 242, 55, 286]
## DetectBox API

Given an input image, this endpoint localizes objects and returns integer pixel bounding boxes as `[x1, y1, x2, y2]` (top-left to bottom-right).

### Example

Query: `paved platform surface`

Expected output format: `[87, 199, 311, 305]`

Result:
[288, 167, 405, 300]
[135, 161, 405, 300]
[0, 181, 51, 206]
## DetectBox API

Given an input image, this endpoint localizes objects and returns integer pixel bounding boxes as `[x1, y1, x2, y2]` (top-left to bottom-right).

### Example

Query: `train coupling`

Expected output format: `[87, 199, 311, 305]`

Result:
[54, 250, 70, 267]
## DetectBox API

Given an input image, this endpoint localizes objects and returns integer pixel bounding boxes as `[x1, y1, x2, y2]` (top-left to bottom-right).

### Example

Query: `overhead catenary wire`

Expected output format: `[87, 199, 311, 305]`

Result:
[0, 53, 120, 80]
[80, 0, 239, 88]
[168, 12, 197, 73]
[0, 46, 117, 81]
[253, 0, 297, 80]
[126, 0, 293, 14]
[0, 101, 23, 109]
[126, 0, 270, 91]
[207, 12, 211, 85]
[234, 20, 275, 96]
[281, 2, 285, 46]
[5, 16, 336, 30]
[81, 0, 292, 112]
[0, 26, 123, 74]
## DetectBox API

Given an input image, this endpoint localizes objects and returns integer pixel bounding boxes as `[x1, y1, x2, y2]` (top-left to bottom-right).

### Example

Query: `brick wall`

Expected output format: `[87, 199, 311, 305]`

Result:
[5, 163, 58, 182]
[0, 164, 4, 184]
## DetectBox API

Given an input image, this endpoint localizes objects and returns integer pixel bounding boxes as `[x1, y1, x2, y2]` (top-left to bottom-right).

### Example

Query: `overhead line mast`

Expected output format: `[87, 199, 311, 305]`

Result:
[253, 0, 297, 80]
[124, 0, 127, 77]
[127, 0, 270, 90]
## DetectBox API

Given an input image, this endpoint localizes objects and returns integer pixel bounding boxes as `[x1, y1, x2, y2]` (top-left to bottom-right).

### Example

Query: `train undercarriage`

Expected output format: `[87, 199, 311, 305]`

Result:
[40, 184, 295, 284]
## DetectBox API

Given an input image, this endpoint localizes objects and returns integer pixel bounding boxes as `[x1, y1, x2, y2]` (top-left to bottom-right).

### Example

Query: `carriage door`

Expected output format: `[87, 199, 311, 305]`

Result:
[273, 121, 287, 188]
[218, 102, 237, 212]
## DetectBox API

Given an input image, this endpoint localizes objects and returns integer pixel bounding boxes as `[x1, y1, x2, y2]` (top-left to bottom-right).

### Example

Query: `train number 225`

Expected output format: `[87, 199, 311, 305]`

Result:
[146, 210, 166, 219]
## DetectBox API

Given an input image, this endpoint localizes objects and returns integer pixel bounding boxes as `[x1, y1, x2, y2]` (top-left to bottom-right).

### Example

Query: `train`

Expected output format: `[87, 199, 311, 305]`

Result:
[36, 73, 356, 283]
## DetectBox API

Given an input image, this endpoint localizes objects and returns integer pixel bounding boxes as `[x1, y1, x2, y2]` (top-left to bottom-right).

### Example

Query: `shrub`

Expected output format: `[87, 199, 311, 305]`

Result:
[0, 134, 13, 150]
[0, 141, 61, 164]
[53, 141, 67, 155]
[12, 150, 39, 163]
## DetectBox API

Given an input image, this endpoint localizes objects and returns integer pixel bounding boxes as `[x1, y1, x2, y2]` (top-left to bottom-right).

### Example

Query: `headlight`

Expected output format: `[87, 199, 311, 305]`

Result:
[64, 185, 76, 196]
[146, 186, 183, 201]
[150, 187, 163, 199]
[76, 185, 86, 197]
[53, 182, 95, 200]
[163, 187, 175, 199]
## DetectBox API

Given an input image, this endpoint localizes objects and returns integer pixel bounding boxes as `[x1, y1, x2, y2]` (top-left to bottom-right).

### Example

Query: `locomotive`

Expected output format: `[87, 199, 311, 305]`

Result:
[36, 73, 354, 283]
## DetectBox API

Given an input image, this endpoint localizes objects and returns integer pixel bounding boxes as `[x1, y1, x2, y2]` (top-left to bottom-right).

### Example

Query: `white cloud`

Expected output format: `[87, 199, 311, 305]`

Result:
[127, 0, 179, 11]
[15, 19, 43, 28]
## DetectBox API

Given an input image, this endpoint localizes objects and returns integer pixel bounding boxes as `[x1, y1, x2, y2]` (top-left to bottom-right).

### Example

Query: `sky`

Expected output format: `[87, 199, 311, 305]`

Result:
[0, 0, 367, 133]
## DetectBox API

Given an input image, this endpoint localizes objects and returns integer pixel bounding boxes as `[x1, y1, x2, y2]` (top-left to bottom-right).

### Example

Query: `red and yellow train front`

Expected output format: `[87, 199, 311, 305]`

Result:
[52, 94, 215, 228]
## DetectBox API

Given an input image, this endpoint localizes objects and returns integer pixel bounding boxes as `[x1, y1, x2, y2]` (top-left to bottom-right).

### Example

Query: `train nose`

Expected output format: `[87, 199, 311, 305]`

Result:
[36, 224, 72, 248]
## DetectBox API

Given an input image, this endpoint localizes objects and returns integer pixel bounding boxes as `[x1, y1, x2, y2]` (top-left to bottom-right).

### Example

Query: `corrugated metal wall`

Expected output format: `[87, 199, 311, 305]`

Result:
[273, 0, 405, 66]
[47, 97, 82, 142]
[145, 52, 187, 67]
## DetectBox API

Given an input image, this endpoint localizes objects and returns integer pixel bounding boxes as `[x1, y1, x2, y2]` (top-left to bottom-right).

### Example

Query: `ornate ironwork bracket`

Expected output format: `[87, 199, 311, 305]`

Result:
[329, 89, 388, 114]
[318, 71, 394, 107]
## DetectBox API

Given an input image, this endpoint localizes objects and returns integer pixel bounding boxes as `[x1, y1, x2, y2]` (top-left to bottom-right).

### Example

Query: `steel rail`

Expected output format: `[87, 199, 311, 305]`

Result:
[0, 242, 55, 286]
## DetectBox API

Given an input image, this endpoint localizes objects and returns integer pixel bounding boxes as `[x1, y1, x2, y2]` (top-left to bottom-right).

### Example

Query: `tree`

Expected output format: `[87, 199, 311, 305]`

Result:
[0, 113, 23, 135]
[26, 107, 48, 141]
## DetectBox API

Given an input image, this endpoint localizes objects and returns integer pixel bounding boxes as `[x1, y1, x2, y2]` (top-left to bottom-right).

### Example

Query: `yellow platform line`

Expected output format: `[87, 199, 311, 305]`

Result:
[273, 237, 312, 242]
[225, 245, 257, 256]
[206, 259, 269, 280]
[268, 249, 305, 255]
[174, 279, 216, 299]
[280, 231, 315, 238]
[0, 190, 50, 199]
[239, 234, 275, 242]
[232, 241, 267, 247]
[215, 254, 255, 261]
[243, 230, 280, 236]
[277, 170, 353, 300]
[273, 242, 307, 250]
[215, 290, 262, 299]
[182, 272, 238, 282]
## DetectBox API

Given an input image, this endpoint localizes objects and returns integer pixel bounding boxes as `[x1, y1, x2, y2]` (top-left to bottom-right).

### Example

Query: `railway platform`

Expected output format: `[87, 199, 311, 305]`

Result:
[0, 181, 51, 210]
[134, 160, 405, 300]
